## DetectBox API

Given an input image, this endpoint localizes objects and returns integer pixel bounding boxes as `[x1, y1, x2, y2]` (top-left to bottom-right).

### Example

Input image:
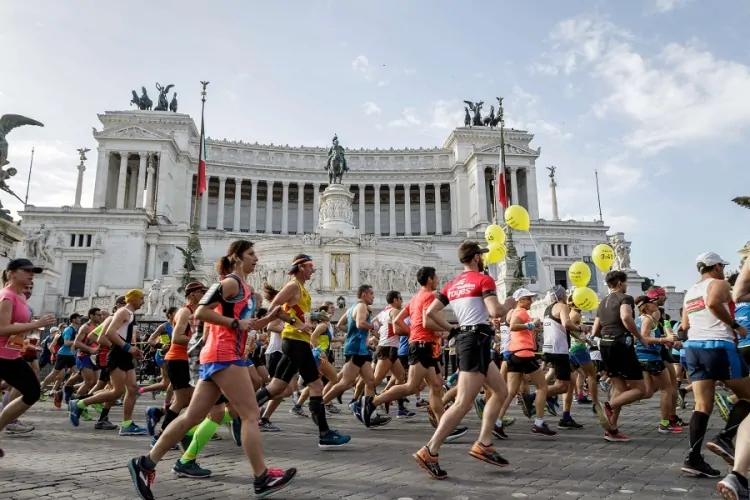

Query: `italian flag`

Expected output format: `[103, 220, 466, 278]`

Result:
[197, 119, 207, 195]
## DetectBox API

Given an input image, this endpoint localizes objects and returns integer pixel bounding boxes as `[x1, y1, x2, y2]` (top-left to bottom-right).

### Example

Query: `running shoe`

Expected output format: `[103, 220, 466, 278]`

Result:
[715, 393, 732, 422]
[319, 429, 351, 448]
[717, 472, 749, 500]
[707, 434, 736, 466]
[68, 400, 83, 427]
[94, 419, 118, 430]
[502, 416, 516, 427]
[258, 420, 281, 432]
[230, 417, 242, 446]
[492, 425, 509, 440]
[657, 423, 682, 434]
[545, 397, 558, 417]
[445, 426, 468, 443]
[5, 420, 34, 434]
[426, 405, 438, 428]
[681, 455, 720, 478]
[127, 456, 156, 500]
[604, 430, 631, 442]
[413, 446, 448, 479]
[325, 402, 341, 414]
[145, 407, 163, 437]
[397, 408, 416, 419]
[289, 404, 308, 418]
[120, 422, 148, 436]
[172, 459, 212, 478]
[558, 418, 583, 430]
[474, 395, 485, 419]
[532, 422, 557, 436]
[469, 441, 509, 467]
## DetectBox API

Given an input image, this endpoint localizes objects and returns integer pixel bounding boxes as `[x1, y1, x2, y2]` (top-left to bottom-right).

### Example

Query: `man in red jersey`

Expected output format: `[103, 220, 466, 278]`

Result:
[413, 240, 515, 479]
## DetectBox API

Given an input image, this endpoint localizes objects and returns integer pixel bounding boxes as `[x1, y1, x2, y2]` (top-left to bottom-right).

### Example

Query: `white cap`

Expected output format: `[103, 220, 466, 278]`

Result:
[512, 288, 537, 301]
[696, 252, 729, 267]
[50, 326, 59, 333]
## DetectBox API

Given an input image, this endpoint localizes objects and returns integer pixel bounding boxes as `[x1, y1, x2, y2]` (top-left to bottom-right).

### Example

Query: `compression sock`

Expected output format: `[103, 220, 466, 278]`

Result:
[179, 418, 219, 463]
[309, 396, 330, 435]
[688, 411, 710, 462]
[220, 409, 232, 425]
[160, 408, 180, 432]
[721, 400, 750, 440]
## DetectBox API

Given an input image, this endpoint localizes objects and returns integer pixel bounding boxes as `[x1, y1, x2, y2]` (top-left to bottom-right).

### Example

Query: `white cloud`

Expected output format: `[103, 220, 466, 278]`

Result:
[601, 161, 642, 193]
[376, 80, 388, 87]
[362, 101, 381, 116]
[388, 108, 421, 128]
[539, 16, 750, 153]
[352, 55, 370, 74]
[429, 100, 464, 130]
[651, 0, 689, 13]
[404, 68, 417, 75]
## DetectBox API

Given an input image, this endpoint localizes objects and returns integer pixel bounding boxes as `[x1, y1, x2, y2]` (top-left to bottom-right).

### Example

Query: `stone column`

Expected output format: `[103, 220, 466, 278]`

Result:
[200, 176, 209, 229]
[312, 183, 320, 230]
[550, 177, 560, 221]
[135, 152, 147, 208]
[146, 243, 157, 280]
[144, 157, 155, 212]
[510, 167, 519, 206]
[249, 179, 258, 233]
[92, 148, 109, 208]
[296, 182, 305, 234]
[450, 181, 458, 232]
[91, 248, 104, 291]
[373, 184, 381, 236]
[265, 180, 274, 233]
[216, 176, 227, 230]
[358, 184, 366, 231]
[74, 162, 85, 208]
[116, 152, 128, 209]
[233, 178, 242, 231]
[434, 182, 443, 235]
[281, 181, 290, 235]
[388, 184, 396, 236]
[419, 183, 427, 235]
[403, 184, 412, 236]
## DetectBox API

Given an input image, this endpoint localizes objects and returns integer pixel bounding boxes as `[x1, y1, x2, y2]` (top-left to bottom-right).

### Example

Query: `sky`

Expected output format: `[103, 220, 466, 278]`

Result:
[1, 0, 748, 290]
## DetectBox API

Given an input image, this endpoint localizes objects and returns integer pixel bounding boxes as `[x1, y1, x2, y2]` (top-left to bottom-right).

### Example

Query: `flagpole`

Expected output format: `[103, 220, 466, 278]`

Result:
[594, 169, 603, 222]
[23, 147, 35, 208]
[192, 81, 209, 230]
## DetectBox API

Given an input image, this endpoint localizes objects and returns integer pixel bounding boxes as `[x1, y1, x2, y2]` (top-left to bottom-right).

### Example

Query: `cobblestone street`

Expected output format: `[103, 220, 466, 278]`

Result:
[0, 393, 730, 500]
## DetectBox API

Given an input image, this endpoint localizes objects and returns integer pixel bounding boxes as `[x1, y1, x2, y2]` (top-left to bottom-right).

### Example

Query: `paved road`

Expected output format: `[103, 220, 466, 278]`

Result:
[0, 393, 731, 500]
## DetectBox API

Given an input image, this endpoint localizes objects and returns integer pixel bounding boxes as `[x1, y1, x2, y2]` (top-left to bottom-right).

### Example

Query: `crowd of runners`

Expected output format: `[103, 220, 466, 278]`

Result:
[0, 241, 748, 499]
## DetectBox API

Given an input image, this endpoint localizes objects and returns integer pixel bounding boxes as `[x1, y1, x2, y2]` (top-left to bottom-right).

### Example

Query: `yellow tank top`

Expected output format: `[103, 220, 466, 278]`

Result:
[281, 280, 311, 342]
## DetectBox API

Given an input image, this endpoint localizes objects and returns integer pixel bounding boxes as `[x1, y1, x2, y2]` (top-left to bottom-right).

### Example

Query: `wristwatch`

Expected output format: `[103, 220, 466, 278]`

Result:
[230, 319, 239, 329]
[289, 318, 297, 325]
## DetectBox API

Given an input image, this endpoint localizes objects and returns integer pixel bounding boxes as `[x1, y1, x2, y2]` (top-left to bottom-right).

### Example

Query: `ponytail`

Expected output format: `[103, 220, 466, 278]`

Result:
[263, 281, 279, 302]
[217, 239, 254, 276]
[216, 255, 233, 276]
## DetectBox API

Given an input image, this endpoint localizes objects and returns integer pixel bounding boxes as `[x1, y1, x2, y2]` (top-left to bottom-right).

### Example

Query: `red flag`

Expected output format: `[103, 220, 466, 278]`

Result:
[197, 119, 207, 195]
[497, 167, 508, 209]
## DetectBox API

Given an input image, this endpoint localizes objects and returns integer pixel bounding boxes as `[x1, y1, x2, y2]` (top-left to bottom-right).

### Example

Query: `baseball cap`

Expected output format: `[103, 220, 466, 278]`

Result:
[635, 295, 656, 309]
[512, 288, 537, 301]
[646, 286, 666, 300]
[50, 326, 59, 334]
[696, 252, 729, 268]
[549, 285, 567, 301]
[115, 295, 126, 305]
[7, 258, 43, 273]
[458, 240, 489, 263]
[184, 281, 208, 295]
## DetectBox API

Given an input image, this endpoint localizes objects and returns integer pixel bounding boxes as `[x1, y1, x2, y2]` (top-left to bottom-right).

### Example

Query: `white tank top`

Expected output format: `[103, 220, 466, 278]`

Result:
[377, 306, 399, 348]
[500, 325, 511, 352]
[684, 278, 734, 342]
[117, 310, 135, 340]
[266, 330, 282, 354]
[542, 305, 569, 354]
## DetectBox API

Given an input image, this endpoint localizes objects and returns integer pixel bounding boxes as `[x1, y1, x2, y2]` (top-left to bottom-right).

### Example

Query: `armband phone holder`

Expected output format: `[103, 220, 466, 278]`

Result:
[199, 283, 222, 305]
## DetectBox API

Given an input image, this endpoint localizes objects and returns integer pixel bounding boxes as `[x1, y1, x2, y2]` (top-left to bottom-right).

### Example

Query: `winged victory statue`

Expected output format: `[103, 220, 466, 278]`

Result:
[0, 114, 44, 167]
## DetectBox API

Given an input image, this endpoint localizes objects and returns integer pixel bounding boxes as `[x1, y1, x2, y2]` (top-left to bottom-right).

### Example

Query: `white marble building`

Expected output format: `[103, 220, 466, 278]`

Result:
[18, 109, 614, 317]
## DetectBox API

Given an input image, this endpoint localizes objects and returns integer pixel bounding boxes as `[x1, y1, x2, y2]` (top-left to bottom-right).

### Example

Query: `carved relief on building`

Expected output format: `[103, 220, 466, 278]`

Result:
[330, 254, 350, 290]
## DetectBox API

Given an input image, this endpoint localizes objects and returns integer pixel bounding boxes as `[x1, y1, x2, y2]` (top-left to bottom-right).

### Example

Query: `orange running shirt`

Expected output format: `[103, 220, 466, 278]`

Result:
[403, 289, 439, 344]
[508, 308, 536, 358]
[199, 275, 252, 364]
[165, 305, 195, 362]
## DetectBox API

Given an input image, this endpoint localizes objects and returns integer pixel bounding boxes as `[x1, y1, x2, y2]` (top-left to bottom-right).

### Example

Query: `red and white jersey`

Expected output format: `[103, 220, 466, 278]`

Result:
[376, 305, 399, 348]
[437, 271, 496, 326]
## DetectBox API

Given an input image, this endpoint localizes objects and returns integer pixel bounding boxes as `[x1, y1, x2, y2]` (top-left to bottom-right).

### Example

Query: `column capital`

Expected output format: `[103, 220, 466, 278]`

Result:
[510, 166, 519, 172]
[373, 183, 381, 191]
[418, 182, 426, 189]
[388, 183, 397, 191]
[138, 151, 148, 157]
[218, 175, 227, 183]
[297, 181, 305, 187]
[251, 179, 259, 186]
[282, 180, 290, 187]
[234, 177, 243, 184]
[119, 151, 130, 159]
[358, 183, 366, 190]
[403, 183, 411, 189]
[433, 182, 442, 190]
[267, 179, 275, 185]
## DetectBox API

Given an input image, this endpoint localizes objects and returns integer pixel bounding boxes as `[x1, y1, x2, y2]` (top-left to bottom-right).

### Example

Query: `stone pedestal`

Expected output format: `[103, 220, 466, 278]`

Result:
[317, 184, 357, 237]
[623, 269, 646, 298]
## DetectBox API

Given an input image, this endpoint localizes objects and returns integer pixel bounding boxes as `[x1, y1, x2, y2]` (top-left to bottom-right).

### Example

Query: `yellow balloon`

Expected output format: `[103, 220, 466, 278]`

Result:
[592, 244, 615, 272]
[484, 224, 506, 245]
[481, 252, 489, 267]
[487, 243, 507, 264]
[504, 205, 530, 231]
[568, 261, 591, 287]
[572, 287, 599, 311]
